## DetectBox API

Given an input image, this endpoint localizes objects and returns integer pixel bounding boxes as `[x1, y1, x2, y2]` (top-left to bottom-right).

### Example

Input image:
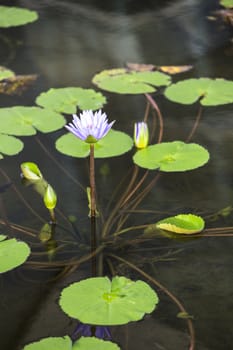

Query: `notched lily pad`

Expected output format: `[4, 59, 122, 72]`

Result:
[22, 335, 72, 350]
[0, 237, 31, 273]
[56, 129, 133, 158]
[23, 336, 120, 350]
[36, 87, 106, 114]
[155, 214, 205, 234]
[0, 6, 38, 28]
[0, 106, 66, 136]
[0, 134, 24, 159]
[59, 276, 158, 325]
[92, 68, 171, 94]
[133, 141, 209, 171]
[164, 78, 233, 105]
[220, 0, 233, 8]
[73, 337, 121, 350]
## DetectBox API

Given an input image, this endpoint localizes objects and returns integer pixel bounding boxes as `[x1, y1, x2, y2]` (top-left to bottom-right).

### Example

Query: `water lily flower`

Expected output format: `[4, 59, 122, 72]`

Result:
[65, 110, 115, 143]
[134, 122, 149, 149]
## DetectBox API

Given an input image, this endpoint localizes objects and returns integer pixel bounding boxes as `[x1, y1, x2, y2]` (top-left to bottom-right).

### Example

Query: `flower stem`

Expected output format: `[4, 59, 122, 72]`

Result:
[89, 144, 96, 217]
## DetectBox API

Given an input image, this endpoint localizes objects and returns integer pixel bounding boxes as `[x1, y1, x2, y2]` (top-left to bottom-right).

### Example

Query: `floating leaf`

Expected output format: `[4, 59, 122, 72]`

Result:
[0, 237, 30, 273]
[0, 235, 7, 242]
[36, 87, 106, 114]
[22, 336, 72, 350]
[0, 134, 24, 159]
[92, 68, 171, 94]
[73, 337, 121, 350]
[56, 129, 133, 158]
[0, 67, 14, 81]
[156, 214, 205, 234]
[177, 312, 194, 319]
[0, 74, 38, 95]
[23, 336, 120, 350]
[164, 78, 233, 105]
[133, 141, 209, 171]
[59, 276, 158, 325]
[220, 0, 233, 8]
[0, 6, 38, 28]
[0, 106, 65, 136]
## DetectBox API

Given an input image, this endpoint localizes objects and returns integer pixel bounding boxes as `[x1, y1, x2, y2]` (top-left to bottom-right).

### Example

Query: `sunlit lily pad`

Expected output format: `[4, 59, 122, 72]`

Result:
[36, 87, 106, 114]
[22, 336, 120, 350]
[164, 78, 233, 105]
[59, 276, 158, 325]
[0, 6, 38, 27]
[155, 214, 205, 234]
[92, 68, 171, 94]
[133, 141, 209, 171]
[22, 336, 72, 350]
[220, 0, 233, 8]
[0, 237, 30, 273]
[73, 337, 121, 350]
[0, 106, 65, 136]
[56, 129, 133, 158]
[0, 67, 14, 81]
[0, 134, 24, 159]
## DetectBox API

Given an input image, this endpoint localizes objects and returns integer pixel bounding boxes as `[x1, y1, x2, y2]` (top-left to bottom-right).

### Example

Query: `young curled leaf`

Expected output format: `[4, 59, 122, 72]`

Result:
[20, 162, 43, 180]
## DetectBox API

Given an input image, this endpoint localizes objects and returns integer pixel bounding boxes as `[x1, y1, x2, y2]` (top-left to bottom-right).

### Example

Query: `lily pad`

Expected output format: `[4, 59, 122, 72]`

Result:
[92, 68, 171, 94]
[164, 78, 233, 105]
[22, 336, 72, 350]
[0, 237, 31, 273]
[56, 129, 133, 158]
[59, 276, 158, 325]
[220, 0, 233, 8]
[0, 6, 38, 28]
[0, 134, 24, 159]
[23, 336, 120, 350]
[0, 67, 14, 81]
[133, 141, 209, 171]
[0, 106, 66, 136]
[36, 87, 106, 114]
[73, 337, 121, 350]
[155, 214, 205, 234]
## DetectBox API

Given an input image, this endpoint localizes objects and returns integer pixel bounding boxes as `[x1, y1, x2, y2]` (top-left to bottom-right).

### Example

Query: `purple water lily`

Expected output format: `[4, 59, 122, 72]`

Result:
[65, 110, 115, 143]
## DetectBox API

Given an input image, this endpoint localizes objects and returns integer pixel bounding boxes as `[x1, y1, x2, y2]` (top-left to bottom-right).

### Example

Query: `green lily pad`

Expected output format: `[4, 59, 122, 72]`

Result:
[56, 129, 133, 158]
[0, 237, 31, 273]
[22, 336, 72, 350]
[36, 87, 106, 114]
[73, 337, 121, 350]
[164, 78, 233, 105]
[0, 134, 24, 159]
[0, 67, 14, 81]
[0, 6, 38, 28]
[155, 214, 205, 234]
[220, 0, 233, 8]
[133, 141, 209, 171]
[0, 106, 66, 136]
[59, 276, 158, 325]
[92, 68, 171, 94]
[22, 336, 120, 350]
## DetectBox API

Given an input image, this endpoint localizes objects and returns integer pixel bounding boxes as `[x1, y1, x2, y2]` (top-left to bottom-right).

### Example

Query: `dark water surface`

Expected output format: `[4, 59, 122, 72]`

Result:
[0, 0, 233, 349]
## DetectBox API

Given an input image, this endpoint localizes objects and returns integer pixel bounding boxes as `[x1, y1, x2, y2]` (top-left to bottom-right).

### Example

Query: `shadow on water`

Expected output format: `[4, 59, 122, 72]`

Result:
[0, 0, 233, 349]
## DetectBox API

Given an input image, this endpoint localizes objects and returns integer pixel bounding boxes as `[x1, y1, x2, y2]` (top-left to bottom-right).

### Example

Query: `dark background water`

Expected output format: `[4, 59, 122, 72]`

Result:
[0, 0, 233, 349]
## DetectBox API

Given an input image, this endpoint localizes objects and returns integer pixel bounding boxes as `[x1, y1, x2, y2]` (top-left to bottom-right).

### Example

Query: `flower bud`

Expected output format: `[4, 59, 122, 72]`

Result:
[134, 122, 149, 149]
[43, 184, 57, 210]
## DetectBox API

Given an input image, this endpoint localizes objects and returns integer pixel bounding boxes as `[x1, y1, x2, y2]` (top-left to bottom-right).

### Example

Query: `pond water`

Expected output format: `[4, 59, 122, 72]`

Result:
[0, 0, 233, 349]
